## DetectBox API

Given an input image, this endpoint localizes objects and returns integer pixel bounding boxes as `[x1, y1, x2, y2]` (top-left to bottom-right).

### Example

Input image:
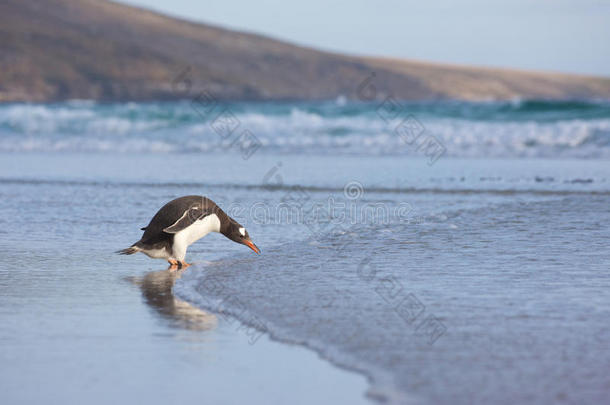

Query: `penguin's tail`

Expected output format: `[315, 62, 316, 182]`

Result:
[116, 245, 140, 255]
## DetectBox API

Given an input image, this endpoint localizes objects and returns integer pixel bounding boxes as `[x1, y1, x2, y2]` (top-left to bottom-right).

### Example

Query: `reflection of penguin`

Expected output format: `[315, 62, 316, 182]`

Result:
[129, 269, 217, 331]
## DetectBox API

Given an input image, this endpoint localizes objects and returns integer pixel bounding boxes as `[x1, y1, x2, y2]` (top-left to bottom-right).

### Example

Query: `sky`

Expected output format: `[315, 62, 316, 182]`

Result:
[118, 0, 610, 76]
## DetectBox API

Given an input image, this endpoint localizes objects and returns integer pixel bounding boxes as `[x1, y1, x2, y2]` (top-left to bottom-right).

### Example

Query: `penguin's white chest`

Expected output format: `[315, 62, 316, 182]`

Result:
[175, 213, 221, 247]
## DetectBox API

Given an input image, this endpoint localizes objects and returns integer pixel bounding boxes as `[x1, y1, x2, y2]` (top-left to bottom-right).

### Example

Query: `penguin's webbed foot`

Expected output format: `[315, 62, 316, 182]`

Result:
[168, 259, 179, 271]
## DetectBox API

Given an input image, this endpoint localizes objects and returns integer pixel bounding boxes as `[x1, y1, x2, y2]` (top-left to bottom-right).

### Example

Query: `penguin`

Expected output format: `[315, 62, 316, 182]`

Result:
[117, 195, 260, 269]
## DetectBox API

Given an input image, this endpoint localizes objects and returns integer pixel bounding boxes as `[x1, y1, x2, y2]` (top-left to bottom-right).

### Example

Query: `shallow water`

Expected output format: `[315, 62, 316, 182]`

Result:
[1, 100, 609, 404]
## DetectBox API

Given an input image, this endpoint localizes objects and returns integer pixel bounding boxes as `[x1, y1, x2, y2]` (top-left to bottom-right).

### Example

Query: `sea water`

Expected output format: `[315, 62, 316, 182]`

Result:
[0, 100, 609, 404]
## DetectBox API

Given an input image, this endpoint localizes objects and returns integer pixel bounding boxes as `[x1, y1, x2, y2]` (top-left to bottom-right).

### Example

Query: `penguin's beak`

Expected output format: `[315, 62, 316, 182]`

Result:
[244, 239, 260, 254]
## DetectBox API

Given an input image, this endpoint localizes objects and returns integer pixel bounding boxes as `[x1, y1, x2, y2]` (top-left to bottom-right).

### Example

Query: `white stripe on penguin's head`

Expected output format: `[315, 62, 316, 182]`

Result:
[239, 227, 245, 236]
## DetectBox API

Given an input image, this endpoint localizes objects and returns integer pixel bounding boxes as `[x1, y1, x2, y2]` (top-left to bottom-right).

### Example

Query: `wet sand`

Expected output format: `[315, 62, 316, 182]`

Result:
[0, 261, 370, 405]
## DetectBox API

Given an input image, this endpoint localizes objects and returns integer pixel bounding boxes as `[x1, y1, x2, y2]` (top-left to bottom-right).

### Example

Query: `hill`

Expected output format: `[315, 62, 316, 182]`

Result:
[1, 0, 609, 102]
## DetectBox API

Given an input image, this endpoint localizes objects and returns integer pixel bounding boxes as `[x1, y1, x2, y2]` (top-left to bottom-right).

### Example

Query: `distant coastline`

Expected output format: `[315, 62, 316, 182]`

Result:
[2, 0, 610, 103]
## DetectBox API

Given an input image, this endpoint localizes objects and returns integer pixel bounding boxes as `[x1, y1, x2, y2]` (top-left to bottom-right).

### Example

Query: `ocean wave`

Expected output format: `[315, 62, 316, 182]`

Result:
[172, 193, 610, 404]
[1, 101, 610, 158]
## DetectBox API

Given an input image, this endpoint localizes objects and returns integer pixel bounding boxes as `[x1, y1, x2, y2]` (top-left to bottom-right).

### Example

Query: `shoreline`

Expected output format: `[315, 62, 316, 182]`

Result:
[174, 265, 408, 405]
[168, 266, 373, 404]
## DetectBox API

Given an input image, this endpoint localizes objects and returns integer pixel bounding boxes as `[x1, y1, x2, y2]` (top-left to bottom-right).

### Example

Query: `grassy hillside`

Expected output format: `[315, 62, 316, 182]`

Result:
[1, 0, 609, 102]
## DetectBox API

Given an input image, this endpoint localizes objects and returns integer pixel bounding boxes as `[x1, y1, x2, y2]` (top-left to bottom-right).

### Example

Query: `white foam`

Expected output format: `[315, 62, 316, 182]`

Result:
[1, 103, 609, 158]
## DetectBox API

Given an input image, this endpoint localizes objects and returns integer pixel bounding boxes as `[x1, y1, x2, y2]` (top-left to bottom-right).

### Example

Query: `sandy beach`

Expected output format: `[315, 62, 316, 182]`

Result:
[0, 202, 369, 405]
[1, 127, 609, 403]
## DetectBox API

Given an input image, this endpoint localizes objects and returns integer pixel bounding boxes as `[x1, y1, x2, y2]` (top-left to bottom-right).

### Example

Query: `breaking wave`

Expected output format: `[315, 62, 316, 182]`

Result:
[1, 100, 609, 158]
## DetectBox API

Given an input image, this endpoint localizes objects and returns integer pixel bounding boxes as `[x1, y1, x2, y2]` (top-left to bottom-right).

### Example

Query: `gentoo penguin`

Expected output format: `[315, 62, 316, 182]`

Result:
[117, 195, 259, 269]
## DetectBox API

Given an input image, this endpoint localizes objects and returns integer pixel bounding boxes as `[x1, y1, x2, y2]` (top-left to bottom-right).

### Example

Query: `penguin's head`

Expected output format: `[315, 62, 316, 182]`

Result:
[223, 220, 260, 254]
